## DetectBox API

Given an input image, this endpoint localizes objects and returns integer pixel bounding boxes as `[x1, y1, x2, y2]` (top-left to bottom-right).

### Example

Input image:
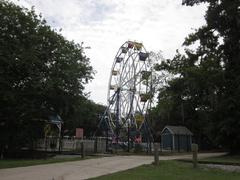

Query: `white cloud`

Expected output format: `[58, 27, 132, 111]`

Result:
[11, 0, 207, 105]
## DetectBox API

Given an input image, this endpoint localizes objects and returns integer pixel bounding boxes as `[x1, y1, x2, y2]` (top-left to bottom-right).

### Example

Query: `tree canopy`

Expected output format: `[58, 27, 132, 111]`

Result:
[153, 0, 240, 152]
[0, 0, 102, 154]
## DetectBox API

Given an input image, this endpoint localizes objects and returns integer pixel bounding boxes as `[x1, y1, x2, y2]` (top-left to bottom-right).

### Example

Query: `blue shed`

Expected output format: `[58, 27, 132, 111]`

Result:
[161, 126, 193, 152]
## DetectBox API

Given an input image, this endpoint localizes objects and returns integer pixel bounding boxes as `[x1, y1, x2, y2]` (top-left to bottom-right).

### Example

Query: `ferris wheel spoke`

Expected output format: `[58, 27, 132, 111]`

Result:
[117, 53, 128, 84]
[129, 56, 138, 81]
[121, 92, 128, 113]
[120, 53, 131, 76]
[120, 96, 127, 116]
[121, 68, 143, 88]
[121, 69, 131, 87]
[133, 95, 143, 114]
[121, 59, 140, 88]
[121, 92, 132, 114]
[120, 52, 137, 85]
[120, 65, 131, 87]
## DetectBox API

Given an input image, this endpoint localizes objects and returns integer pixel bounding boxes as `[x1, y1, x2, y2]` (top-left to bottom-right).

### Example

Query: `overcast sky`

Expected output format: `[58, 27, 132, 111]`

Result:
[11, 0, 207, 105]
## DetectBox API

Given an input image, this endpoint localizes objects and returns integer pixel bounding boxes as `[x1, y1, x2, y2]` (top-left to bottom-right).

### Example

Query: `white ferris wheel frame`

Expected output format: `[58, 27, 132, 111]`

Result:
[106, 41, 154, 133]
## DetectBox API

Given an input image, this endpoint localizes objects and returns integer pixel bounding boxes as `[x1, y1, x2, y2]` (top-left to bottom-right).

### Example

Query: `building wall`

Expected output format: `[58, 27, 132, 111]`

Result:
[174, 135, 191, 152]
[161, 129, 173, 150]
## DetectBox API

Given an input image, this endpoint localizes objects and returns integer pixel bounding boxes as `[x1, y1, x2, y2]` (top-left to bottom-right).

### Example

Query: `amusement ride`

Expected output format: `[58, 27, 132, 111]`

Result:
[98, 41, 157, 151]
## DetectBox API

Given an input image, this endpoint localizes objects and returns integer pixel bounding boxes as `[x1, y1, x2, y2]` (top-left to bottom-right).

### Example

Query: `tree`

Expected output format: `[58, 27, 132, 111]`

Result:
[153, 0, 240, 152]
[183, 0, 240, 152]
[63, 98, 106, 137]
[0, 1, 94, 155]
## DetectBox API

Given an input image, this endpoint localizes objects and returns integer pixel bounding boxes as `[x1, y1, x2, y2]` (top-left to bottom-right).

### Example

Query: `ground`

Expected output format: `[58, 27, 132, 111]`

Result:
[201, 155, 240, 165]
[0, 153, 224, 180]
[0, 155, 86, 169]
[91, 161, 240, 180]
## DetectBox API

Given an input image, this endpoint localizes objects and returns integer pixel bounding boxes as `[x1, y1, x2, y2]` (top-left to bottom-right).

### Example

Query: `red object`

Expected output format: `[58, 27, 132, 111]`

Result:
[128, 42, 134, 49]
[76, 128, 84, 138]
[135, 135, 142, 144]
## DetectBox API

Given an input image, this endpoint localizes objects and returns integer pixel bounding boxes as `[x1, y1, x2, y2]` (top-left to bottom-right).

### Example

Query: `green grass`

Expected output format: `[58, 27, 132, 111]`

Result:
[202, 155, 240, 164]
[91, 161, 240, 180]
[0, 156, 89, 169]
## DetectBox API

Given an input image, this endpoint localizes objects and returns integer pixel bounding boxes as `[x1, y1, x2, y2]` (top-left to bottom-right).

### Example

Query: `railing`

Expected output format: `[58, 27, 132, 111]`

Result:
[36, 137, 107, 154]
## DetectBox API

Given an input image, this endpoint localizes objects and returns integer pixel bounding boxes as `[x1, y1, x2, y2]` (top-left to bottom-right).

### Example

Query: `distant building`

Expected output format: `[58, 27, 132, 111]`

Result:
[161, 126, 193, 152]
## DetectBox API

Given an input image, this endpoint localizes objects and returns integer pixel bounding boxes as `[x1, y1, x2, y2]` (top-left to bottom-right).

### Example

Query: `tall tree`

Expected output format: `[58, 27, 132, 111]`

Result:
[183, 0, 240, 152]
[64, 98, 106, 137]
[153, 0, 240, 151]
[0, 1, 94, 154]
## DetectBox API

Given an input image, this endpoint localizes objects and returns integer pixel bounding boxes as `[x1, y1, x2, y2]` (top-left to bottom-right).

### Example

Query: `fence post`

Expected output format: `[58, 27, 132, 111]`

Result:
[94, 138, 98, 153]
[191, 143, 198, 168]
[154, 143, 159, 166]
[81, 142, 85, 158]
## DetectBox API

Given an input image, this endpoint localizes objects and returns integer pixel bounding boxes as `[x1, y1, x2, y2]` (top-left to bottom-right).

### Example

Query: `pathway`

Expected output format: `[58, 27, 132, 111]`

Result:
[0, 152, 225, 180]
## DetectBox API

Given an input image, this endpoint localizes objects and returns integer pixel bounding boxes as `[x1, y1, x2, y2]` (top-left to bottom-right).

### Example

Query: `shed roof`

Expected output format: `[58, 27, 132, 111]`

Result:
[162, 125, 193, 135]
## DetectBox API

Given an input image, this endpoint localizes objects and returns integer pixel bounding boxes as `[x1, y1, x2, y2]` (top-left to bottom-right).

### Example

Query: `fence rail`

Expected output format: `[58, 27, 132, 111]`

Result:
[36, 137, 107, 154]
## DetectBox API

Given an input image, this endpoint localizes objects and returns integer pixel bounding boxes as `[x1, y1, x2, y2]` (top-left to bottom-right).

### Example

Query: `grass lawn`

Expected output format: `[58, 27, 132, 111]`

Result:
[0, 156, 90, 169]
[91, 161, 240, 180]
[201, 155, 240, 164]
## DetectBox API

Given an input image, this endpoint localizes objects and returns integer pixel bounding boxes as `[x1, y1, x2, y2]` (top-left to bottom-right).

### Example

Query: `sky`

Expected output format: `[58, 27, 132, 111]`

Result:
[11, 0, 207, 105]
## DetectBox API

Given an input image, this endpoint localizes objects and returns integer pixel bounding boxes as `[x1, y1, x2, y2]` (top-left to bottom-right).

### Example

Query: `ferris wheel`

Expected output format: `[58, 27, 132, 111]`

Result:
[105, 41, 154, 140]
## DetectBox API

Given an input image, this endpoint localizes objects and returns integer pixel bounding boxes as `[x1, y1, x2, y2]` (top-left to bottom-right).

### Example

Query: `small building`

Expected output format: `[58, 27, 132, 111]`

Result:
[161, 126, 193, 152]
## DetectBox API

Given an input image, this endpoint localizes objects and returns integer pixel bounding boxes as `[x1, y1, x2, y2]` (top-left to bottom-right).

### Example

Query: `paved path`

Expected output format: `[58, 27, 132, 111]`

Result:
[0, 153, 225, 180]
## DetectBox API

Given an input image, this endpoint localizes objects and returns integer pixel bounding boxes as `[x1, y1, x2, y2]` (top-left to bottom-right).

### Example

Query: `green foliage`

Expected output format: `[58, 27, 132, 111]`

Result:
[64, 97, 105, 137]
[0, 0, 101, 155]
[152, 0, 240, 152]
